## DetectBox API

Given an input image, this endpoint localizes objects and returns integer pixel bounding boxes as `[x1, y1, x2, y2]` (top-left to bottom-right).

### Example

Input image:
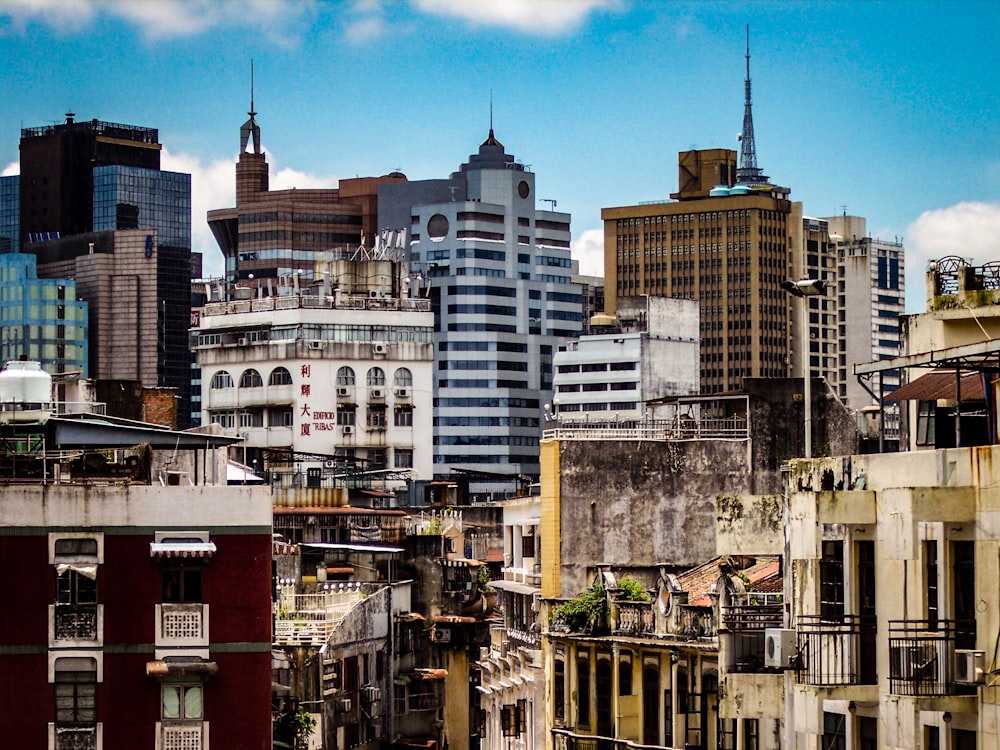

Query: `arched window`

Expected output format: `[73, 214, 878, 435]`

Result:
[337, 367, 356, 386]
[393, 367, 413, 388]
[239, 369, 263, 388]
[366, 367, 385, 387]
[210, 371, 233, 389]
[269, 367, 292, 386]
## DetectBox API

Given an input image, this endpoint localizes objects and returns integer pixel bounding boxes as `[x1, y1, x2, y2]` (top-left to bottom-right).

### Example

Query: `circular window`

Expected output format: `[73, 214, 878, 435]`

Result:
[427, 214, 449, 241]
[518, 180, 530, 199]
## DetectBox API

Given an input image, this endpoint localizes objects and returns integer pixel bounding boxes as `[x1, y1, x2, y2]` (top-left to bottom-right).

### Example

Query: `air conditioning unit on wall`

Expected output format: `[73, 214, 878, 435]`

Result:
[343, 425, 353, 435]
[955, 649, 985, 684]
[370, 387, 385, 400]
[373, 343, 388, 355]
[337, 387, 350, 397]
[764, 628, 798, 669]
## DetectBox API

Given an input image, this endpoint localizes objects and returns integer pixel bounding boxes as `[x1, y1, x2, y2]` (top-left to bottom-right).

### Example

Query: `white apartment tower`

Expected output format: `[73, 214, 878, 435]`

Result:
[379, 129, 582, 497]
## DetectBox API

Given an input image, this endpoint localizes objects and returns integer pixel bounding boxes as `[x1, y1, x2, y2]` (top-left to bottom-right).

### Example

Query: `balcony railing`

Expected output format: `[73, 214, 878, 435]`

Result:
[53, 605, 98, 642]
[721, 603, 783, 673]
[274, 589, 366, 646]
[157, 603, 207, 645]
[54, 723, 97, 750]
[616, 601, 655, 636]
[551, 728, 673, 750]
[889, 619, 975, 696]
[797, 614, 876, 686]
[158, 721, 205, 750]
[408, 691, 442, 711]
[681, 606, 716, 639]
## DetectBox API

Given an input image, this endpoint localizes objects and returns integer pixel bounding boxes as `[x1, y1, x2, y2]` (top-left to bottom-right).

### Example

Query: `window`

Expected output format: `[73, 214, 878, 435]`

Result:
[269, 367, 293, 386]
[618, 651, 632, 696]
[394, 449, 413, 469]
[239, 369, 263, 388]
[269, 406, 293, 427]
[210, 370, 233, 389]
[369, 448, 387, 470]
[54, 659, 97, 725]
[394, 406, 413, 427]
[337, 406, 356, 426]
[577, 653, 590, 727]
[366, 367, 385, 386]
[239, 409, 264, 428]
[56, 568, 97, 606]
[820, 540, 844, 621]
[162, 684, 203, 721]
[336, 366, 356, 386]
[916, 400, 936, 446]
[823, 712, 846, 750]
[367, 405, 387, 429]
[393, 367, 413, 388]
[554, 654, 565, 723]
[162, 566, 202, 602]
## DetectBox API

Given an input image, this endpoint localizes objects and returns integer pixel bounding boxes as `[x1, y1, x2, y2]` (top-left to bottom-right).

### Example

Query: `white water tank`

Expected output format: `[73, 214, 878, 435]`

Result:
[0, 360, 53, 404]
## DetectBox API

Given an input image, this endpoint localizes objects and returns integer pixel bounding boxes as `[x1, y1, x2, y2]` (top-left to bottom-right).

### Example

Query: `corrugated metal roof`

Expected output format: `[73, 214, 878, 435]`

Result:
[885, 370, 985, 402]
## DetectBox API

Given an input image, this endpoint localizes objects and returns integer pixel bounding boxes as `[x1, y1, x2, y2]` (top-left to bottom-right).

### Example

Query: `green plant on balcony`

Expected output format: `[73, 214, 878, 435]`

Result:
[553, 579, 608, 633]
[617, 576, 650, 602]
[274, 704, 316, 750]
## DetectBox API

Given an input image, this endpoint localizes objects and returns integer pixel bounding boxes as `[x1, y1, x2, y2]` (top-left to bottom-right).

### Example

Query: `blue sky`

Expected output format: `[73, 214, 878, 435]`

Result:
[1, 0, 998, 311]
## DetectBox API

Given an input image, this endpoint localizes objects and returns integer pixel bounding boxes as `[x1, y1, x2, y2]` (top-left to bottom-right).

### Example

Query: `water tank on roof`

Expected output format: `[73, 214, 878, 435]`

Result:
[0, 360, 52, 404]
[709, 185, 731, 197]
[729, 184, 751, 195]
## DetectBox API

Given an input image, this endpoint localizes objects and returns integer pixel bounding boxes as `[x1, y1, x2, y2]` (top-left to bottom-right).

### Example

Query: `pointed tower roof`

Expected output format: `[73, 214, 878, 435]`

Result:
[240, 61, 262, 155]
[736, 26, 769, 185]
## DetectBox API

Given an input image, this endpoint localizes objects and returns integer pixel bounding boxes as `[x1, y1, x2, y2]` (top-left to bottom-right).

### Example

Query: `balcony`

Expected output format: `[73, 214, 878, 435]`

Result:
[50, 604, 102, 646]
[797, 614, 876, 686]
[51, 723, 99, 750]
[156, 721, 206, 750]
[155, 604, 208, 655]
[720, 602, 783, 673]
[274, 589, 366, 646]
[889, 619, 976, 696]
[407, 690, 442, 712]
[616, 601, 654, 636]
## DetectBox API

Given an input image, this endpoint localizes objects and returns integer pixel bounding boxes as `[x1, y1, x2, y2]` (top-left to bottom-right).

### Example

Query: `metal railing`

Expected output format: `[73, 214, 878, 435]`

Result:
[888, 619, 975, 696]
[54, 605, 98, 641]
[202, 294, 431, 318]
[797, 614, 875, 686]
[543, 413, 749, 443]
[54, 723, 98, 750]
[721, 603, 783, 673]
[551, 728, 675, 750]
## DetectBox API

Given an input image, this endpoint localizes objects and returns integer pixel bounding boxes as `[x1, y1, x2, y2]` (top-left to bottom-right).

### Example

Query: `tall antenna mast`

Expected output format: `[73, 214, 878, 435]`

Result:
[736, 25, 768, 185]
[240, 59, 262, 154]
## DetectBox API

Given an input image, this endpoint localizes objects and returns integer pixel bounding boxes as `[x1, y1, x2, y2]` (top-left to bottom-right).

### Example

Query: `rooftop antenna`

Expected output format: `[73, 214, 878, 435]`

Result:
[736, 25, 769, 185]
[240, 59, 261, 154]
[490, 89, 493, 132]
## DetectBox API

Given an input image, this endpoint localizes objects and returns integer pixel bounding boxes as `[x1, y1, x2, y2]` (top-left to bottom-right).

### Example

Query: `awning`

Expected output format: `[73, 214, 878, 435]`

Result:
[150, 541, 217, 558]
[227, 460, 265, 483]
[489, 580, 538, 596]
[146, 658, 218, 679]
[475, 685, 492, 695]
[885, 370, 986, 402]
[55, 563, 97, 580]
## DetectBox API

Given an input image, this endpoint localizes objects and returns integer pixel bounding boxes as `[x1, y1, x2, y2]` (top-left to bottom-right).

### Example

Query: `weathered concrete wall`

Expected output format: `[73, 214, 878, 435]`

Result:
[557, 439, 755, 596]
[716, 493, 783, 556]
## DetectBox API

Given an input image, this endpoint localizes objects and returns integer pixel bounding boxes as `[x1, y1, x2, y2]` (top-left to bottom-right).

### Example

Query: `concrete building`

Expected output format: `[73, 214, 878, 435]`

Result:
[193, 254, 434, 498]
[10, 115, 196, 427]
[552, 296, 699, 423]
[602, 148, 799, 395]
[0, 361, 273, 749]
[207, 97, 406, 288]
[378, 129, 582, 494]
[0, 252, 88, 375]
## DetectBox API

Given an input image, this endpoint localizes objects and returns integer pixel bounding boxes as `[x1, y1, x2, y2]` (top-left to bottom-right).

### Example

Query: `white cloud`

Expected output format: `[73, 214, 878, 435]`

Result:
[411, 0, 619, 35]
[343, 0, 386, 44]
[904, 202, 1000, 311]
[0, 0, 314, 44]
[2, 161, 18, 177]
[571, 227, 604, 277]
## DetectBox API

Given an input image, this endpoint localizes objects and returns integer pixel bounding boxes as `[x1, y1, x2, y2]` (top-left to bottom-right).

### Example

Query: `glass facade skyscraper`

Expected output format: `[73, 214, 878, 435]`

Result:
[0, 253, 88, 375]
[0, 176, 18, 254]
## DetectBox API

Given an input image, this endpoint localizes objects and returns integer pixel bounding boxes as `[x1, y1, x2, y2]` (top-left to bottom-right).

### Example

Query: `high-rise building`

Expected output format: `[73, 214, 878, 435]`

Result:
[0, 175, 18, 253]
[378, 129, 582, 495]
[11, 115, 195, 427]
[207, 97, 406, 287]
[0, 252, 88, 375]
[602, 148, 797, 394]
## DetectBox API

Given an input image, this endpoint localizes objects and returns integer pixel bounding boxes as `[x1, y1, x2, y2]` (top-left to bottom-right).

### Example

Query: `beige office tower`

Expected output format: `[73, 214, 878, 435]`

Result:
[603, 148, 801, 394]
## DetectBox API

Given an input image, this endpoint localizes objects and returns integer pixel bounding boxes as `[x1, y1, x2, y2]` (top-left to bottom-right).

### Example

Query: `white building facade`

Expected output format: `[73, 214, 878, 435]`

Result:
[552, 296, 700, 423]
[193, 269, 434, 485]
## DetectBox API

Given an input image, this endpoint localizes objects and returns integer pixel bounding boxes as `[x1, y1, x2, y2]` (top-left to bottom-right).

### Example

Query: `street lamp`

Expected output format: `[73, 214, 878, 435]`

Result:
[780, 278, 827, 458]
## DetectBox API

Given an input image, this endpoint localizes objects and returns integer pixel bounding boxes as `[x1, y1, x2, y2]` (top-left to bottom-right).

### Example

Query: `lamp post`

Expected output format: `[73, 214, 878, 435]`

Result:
[780, 278, 826, 458]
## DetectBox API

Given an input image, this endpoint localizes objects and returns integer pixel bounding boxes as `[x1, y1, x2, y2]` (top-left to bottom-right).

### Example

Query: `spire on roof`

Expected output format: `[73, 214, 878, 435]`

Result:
[240, 60, 262, 154]
[481, 90, 503, 149]
[736, 25, 769, 185]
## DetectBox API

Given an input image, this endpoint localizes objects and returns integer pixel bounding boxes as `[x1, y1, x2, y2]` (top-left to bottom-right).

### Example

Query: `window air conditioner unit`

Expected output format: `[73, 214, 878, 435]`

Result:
[764, 628, 798, 669]
[361, 686, 382, 703]
[373, 343, 388, 355]
[343, 425, 353, 435]
[309, 341, 323, 350]
[396, 387, 411, 398]
[370, 387, 385, 400]
[323, 459, 337, 469]
[432, 627, 451, 643]
[337, 387, 350, 397]
[335, 697, 353, 712]
[238, 337, 248, 346]
[955, 649, 985, 684]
